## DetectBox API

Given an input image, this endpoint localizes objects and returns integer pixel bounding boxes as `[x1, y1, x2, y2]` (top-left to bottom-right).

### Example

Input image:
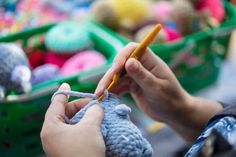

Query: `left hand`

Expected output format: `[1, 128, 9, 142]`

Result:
[40, 83, 105, 157]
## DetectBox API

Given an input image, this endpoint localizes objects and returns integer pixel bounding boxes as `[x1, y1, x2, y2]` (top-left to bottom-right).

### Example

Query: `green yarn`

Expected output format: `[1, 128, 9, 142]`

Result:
[45, 21, 91, 53]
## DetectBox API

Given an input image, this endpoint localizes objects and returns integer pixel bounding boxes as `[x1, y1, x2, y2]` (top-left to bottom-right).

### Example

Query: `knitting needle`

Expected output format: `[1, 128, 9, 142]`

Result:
[98, 24, 162, 101]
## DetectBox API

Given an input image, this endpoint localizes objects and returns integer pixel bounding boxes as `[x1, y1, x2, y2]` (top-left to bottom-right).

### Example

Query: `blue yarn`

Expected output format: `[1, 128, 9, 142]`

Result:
[52, 90, 153, 157]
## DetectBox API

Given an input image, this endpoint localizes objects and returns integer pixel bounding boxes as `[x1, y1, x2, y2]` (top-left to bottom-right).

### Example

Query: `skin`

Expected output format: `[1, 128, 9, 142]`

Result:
[40, 83, 105, 157]
[41, 43, 223, 156]
[95, 43, 223, 142]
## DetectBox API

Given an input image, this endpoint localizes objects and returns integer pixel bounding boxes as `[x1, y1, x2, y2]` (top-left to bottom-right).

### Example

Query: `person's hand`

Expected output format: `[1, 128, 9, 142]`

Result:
[95, 43, 222, 142]
[41, 83, 105, 157]
[96, 43, 191, 122]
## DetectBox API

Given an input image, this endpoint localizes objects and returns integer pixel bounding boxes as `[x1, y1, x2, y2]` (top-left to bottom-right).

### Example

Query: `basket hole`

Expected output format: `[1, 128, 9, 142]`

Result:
[3, 140, 11, 148]
[4, 128, 10, 134]
[21, 112, 41, 122]
[22, 128, 38, 137]
[25, 142, 38, 150]
[0, 111, 8, 117]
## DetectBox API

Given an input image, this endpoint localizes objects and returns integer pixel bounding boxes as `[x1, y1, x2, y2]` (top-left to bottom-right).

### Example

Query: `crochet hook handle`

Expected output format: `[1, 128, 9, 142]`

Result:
[99, 24, 162, 101]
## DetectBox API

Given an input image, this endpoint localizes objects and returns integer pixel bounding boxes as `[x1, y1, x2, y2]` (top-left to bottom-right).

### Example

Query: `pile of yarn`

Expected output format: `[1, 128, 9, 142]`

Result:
[91, 0, 225, 45]
[0, 0, 95, 36]
[30, 21, 106, 85]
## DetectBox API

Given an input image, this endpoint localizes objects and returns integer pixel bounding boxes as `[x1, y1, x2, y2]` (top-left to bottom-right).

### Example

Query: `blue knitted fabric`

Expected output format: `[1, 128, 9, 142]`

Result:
[52, 90, 153, 157]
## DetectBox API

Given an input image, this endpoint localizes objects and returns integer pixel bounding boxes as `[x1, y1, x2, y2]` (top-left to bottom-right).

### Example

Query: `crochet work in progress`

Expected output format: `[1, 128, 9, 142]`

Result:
[52, 90, 153, 157]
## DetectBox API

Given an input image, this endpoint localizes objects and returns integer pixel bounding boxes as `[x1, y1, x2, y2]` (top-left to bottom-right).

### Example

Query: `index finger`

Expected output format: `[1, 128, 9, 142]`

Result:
[65, 98, 91, 118]
[95, 42, 138, 95]
[44, 83, 71, 123]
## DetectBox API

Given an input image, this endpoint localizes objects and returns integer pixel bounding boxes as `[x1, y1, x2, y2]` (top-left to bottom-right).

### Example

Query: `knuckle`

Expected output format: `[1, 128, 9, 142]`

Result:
[138, 68, 156, 86]
[40, 129, 49, 140]
[40, 123, 55, 140]
[136, 65, 146, 79]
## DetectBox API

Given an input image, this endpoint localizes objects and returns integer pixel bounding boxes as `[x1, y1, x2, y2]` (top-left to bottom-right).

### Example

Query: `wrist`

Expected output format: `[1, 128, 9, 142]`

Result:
[161, 91, 195, 125]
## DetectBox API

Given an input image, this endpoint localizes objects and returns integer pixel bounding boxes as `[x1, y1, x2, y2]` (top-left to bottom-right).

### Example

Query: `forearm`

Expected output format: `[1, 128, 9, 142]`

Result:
[165, 95, 223, 143]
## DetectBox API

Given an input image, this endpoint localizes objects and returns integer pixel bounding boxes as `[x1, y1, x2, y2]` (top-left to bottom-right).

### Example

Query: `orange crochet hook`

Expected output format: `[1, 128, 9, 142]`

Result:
[98, 24, 162, 101]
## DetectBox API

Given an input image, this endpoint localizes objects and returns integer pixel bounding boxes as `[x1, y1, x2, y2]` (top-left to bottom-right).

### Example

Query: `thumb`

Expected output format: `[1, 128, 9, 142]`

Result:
[45, 83, 71, 122]
[79, 104, 104, 127]
[125, 58, 159, 90]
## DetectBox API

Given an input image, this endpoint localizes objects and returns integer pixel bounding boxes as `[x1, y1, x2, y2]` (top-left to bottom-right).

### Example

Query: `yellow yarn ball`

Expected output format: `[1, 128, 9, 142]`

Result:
[109, 0, 150, 27]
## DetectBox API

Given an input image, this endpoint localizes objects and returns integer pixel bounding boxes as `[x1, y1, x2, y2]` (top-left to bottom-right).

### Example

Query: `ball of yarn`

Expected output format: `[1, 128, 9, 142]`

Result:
[196, 0, 225, 22]
[152, 1, 173, 23]
[189, 0, 200, 6]
[45, 52, 73, 68]
[0, 43, 31, 99]
[28, 49, 46, 69]
[31, 64, 61, 85]
[111, 0, 150, 22]
[130, 19, 160, 34]
[91, 0, 118, 29]
[171, 0, 197, 35]
[45, 21, 91, 53]
[164, 27, 182, 42]
[134, 25, 181, 44]
[92, 0, 151, 30]
[61, 50, 106, 76]
[134, 25, 168, 44]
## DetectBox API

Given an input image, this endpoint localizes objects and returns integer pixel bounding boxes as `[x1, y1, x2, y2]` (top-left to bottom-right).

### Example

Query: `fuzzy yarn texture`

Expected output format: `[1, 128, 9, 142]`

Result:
[196, 0, 225, 22]
[45, 52, 73, 68]
[61, 50, 106, 76]
[31, 64, 61, 85]
[171, 0, 197, 35]
[45, 21, 91, 53]
[91, 0, 118, 29]
[52, 90, 153, 157]
[134, 24, 168, 44]
[152, 1, 173, 23]
[92, 0, 150, 30]
[134, 25, 181, 44]
[0, 43, 31, 98]
[109, 0, 150, 24]
[28, 50, 46, 69]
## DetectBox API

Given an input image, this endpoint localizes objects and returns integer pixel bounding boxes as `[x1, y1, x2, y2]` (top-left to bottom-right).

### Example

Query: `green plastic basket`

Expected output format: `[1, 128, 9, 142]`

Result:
[91, 0, 236, 93]
[0, 22, 124, 157]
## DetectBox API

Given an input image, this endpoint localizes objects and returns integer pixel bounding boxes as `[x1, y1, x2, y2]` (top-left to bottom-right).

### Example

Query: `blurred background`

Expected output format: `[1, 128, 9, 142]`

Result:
[0, 0, 236, 156]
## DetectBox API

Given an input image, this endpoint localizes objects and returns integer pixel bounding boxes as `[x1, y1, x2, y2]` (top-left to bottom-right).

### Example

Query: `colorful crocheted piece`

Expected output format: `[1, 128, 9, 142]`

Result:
[52, 90, 153, 157]
[45, 21, 91, 53]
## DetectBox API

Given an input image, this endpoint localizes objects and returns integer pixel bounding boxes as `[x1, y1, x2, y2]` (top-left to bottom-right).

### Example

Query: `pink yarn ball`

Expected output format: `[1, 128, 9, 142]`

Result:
[164, 27, 182, 42]
[45, 52, 73, 68]
[196, 0, 225, 22]
[61, 50, 106, 76]
[152, 1, 173, 22]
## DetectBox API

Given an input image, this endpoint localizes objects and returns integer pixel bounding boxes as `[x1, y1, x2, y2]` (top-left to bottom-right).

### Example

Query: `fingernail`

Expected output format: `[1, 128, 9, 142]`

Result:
[127, 59, 138, 73]
[60, 83, 68, 88]
[95, 86, 104, 95]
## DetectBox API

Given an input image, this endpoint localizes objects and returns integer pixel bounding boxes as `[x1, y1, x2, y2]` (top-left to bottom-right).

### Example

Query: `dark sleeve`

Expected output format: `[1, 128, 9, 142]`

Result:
[208, 102, 236, 124]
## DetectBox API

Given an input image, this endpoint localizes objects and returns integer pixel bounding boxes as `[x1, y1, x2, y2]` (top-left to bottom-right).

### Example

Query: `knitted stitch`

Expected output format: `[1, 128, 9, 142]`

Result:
[52, 90, 153, 157]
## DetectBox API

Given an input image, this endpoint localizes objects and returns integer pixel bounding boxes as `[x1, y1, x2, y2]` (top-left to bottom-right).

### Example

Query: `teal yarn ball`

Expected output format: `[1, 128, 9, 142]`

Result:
[45, 22, 91, 53]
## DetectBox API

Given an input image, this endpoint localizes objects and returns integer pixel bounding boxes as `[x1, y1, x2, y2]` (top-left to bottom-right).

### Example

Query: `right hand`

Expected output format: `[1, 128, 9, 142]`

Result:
[95, 43, 192, 122]
[96, 43, 223, 142]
